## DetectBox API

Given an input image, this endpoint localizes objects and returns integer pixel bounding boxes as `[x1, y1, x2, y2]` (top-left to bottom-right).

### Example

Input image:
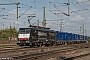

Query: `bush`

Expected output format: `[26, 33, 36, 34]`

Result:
[88, 38, 90, 42]
[0, 27, 18, 40]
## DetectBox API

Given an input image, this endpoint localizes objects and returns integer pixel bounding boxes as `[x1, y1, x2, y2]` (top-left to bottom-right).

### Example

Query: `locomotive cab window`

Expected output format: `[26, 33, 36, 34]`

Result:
[19, 29, 31, 34]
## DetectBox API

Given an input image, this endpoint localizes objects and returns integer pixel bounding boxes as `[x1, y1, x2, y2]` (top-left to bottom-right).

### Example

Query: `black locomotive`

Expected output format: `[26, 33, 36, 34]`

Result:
[17, 26, 56, 47]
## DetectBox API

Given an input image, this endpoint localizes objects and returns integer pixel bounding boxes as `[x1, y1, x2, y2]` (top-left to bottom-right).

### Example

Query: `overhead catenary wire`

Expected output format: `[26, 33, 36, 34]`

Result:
[76, 2, 90, 14]
[0, 0, 90, 35]
[50, 2, 70, 16]
[71, 2, 90, 22]
[18, 6, 32, 18]
[48, 1, 88, 33]
[71, 3, 90, 19]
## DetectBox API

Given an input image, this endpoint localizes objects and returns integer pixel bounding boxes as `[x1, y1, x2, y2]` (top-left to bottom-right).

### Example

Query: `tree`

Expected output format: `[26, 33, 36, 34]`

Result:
[0, 27, 18, 40]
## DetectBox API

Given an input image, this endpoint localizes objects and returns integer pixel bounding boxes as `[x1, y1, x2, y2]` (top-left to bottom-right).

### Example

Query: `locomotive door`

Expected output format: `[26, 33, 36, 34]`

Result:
[31, 30, 38, 41]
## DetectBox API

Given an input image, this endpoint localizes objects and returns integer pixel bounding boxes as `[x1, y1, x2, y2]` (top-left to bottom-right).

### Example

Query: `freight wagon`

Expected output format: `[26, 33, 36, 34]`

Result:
[56, 31, 88, 44]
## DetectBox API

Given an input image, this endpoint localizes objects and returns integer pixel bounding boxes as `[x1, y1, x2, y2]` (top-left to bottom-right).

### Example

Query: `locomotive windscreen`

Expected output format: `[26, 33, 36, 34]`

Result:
[19, 28, 31, 34]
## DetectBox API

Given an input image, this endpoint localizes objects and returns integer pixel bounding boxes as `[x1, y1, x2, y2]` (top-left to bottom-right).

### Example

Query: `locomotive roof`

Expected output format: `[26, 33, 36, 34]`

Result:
[29, 25, 50, 29]
[19, 27, 55, 32]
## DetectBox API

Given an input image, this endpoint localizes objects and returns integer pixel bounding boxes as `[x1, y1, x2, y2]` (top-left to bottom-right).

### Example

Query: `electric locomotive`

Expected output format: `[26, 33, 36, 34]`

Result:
[17, 26, 56, 47]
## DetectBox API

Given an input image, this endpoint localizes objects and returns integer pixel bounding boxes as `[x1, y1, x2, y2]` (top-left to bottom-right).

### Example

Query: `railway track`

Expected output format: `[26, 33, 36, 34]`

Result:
[0, 47, 48, 58]
[63, 50, 90, 60]
[0, 43, 90, 60]
[9, 43, 90, 60]
[0, 45, 73, 58]
[8, 47, 77, 60]
[0, 43, 73, 57]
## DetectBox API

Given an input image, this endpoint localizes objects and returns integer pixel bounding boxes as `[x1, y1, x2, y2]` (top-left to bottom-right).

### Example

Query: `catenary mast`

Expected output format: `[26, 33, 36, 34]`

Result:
[42, 6, 46, 27]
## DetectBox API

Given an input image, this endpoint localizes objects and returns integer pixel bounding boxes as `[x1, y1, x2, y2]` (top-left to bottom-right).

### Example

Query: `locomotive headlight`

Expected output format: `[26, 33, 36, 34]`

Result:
[26, 41, 29, 43]
[18, 41, 20, 43]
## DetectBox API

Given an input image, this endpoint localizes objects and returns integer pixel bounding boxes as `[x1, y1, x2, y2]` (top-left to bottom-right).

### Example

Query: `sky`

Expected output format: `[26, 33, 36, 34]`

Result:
[0, 0, 90, 36]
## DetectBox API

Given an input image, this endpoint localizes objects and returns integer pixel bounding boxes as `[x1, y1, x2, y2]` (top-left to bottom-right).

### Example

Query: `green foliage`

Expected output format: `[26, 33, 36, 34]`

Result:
[88, 38, 90, 42]
[0, 27, 18, 40]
